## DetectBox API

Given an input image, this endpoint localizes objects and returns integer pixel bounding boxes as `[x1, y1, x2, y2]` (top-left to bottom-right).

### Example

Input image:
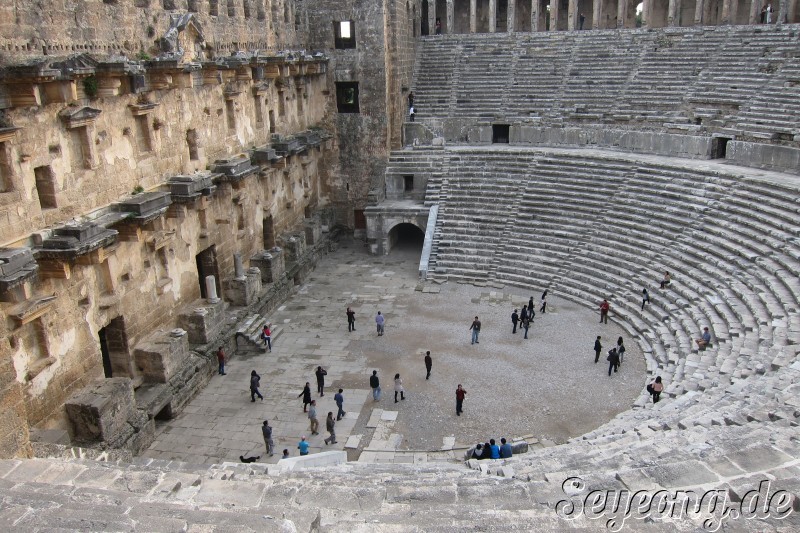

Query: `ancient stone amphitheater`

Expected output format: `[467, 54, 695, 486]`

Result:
[2, 24, 800, 533]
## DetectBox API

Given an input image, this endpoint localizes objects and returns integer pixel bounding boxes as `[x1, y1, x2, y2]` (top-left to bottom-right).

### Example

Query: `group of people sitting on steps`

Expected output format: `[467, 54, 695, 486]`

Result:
[471, 438, 514, 460]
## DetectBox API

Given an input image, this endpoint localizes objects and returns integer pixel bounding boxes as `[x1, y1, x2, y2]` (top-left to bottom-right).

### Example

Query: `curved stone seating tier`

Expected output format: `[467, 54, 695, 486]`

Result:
[420, 146, 800, 416]
[411, 26, 800, 137]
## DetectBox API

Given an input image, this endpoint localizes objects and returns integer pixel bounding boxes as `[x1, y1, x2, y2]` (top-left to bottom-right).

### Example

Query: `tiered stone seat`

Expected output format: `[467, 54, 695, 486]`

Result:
[412, 26, 800, 139]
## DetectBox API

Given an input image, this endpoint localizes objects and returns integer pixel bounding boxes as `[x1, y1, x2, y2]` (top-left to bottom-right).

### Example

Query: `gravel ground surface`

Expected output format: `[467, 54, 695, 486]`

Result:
[354, 243, 646, 451]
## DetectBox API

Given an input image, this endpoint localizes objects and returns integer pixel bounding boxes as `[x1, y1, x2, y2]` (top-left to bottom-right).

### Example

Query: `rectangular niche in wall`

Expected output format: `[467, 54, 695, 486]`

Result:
[334, 21, 356, 49]
[0, 141, 12, 192]
[336, 82, 360, 114]
[404, 175, 414, 191]
[492, 124, 510, 144]
[34, 166, 58, 209]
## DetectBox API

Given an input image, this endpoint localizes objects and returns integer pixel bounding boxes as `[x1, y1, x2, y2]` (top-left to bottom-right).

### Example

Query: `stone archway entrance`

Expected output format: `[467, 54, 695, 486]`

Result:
[388, 223, 425, 253]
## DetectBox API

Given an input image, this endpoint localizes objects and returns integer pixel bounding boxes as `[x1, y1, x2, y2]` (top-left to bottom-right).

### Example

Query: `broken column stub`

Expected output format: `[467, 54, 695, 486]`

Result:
[205, 275, 220, 303]
[284, 233, 306, 264]
[132, 328, 189, 383]
[250, 247, 285, 283]
[65, 378, 135, 443]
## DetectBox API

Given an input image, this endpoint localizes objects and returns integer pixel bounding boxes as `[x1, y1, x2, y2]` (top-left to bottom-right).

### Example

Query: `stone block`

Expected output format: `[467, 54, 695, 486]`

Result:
[133, 329, 189, 383]
[282, 233, 306, 264]
[178, 299, 227, 345]
[304, 217, 321, 246]
[511, 441, 529, 455]
[65, 378, 135, 443]
[250, 248, 285, 283]
[224, 267, 262, 306]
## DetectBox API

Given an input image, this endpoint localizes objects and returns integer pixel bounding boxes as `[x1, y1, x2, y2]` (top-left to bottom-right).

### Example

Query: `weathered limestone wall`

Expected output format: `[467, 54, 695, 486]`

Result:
[0, 71, 327, 244]
[0, 0, 302, 60]
[305, 1, 419, 229]
[0, 59, 333, 458]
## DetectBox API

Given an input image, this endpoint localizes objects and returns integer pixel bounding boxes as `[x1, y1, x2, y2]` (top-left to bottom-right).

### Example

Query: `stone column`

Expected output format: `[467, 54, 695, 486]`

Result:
[508, 0, 516, 30]
[205, 275, 220, 303]
[532, 0, 540, 30]
[447, 0, 455, 33]
[750, 0, 762, 23]
[694, 0, 705, 23]
[668, 0, 681, 25]
[490, 0, 497, 31]
[777, 0, 788, 24]
[720, 0, 735, 24]
[592, 0, 602, 28]
[470, 0, 478, 32]
[568, 0, 579, 29]
[429, 0, 437, 34]
[234, 252, 245, 279]
[618, 0, 628, 26]
[551, 0, 561, 29]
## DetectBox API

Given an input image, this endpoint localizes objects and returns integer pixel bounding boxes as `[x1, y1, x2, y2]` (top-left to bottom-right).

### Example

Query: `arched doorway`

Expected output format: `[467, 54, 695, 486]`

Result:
[388, 223, 425, 253]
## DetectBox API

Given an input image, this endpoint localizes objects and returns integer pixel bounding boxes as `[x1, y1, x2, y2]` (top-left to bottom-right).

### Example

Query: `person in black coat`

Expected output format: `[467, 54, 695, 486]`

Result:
[315, 366, 327, 396]
[607, 348, 620, 376]
[594, 336, 602, 363]
[298, 382, 312, 412]
[480, 441, 493, 460]
[511, 309, 519, 334]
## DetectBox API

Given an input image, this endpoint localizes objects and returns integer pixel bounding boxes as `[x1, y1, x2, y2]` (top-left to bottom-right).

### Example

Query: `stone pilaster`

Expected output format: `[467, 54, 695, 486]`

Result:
[508, 0, 516, 31]
[694, 0, 705, 23]
[551, 0, 561, 30]
[532, 0, 541, 31]
[429, 0, 436, 34]
[668, 0, 681, 25]
[447, 0, 455, 33]
[720, 0, 735, 24]
[470, 0, 477, 32]
[592, 0, 601, 29]
[490, 0, 497, 31]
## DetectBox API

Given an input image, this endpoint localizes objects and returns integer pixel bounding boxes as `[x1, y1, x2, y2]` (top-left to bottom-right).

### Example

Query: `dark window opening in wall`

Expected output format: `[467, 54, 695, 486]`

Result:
[263, 215, 275, 248]
[243, 0, 251, 18]
[209, 0, 219, 16]
[162, 0, 176, 9]
[403, 175, 414, 191]
[0, 142, 12, 192]
[186, 128, 199, 160]
[34, 166, 57, 209]
[257, 1, 265, 20]
[196, 245, 220, 299]
[334, 21, 356, 49]
[421, 0, 430, 35]
[154, 404, 173, 420]
[296, 88, 304, 116]
[268, 110, 276, 133]
[187, 0, 199, 12]
[227, 0, 236, 17]
[134, 115, 152, 153]
[336, 82, 360, 113]
[492, 124, 510, 144]
[354, 209, 366, 230]
[711, 137, 730, 159]
[236, 203, 245, 231]
[98, 316, 131, 379]
[225, 100, 236, 131]
[284, 3, 290, 23]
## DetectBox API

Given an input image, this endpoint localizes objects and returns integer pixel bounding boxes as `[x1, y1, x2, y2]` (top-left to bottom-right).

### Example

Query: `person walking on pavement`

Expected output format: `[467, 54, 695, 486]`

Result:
[370, 370, 381, 401]
[298, 436, 309, 456]
[617, 337, 626, 365]
[599, 299, 610, 324]
[324, 412, 337, 445]
[522, 315, 531, 339]
[394, 373, 405, 403]
[376, 311, 385, 336]
[594, 336, 602, 363]
[308, 400, 319, 435]
[346, 306, 356, 332]
[315, 365, 327, 396]
[456, 384, 467, 416]
[298, 382, 312, 412]
[607, 347, 620, 376]
[470, 316, 481, 344]
[262, 420, 274, 456]
[217, 346, 226, 375]
[511, 309, 519, 334]
[540, 290, 548, 313]
[250, 370, 264, 402]
[334, 388, 346, 420]
[424, 351, 432, 379]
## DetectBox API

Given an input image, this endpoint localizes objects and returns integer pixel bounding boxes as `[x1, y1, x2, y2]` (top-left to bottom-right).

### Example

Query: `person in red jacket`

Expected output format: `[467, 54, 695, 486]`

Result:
[599, 299, 610, 324]
[216, 346, 226, 375]
[456, 384, 467, 416]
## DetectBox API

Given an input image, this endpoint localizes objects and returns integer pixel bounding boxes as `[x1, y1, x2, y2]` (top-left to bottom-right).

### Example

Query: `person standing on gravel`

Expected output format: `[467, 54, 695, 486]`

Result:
[334, 389, 346, 420]
[346, 306, 356, 332]
[250, 370, 264, 402]
[456, 384, 467, 416]
[470, 316, 481, 344]
[522, 315, 531, 339]
[216, 346, 226, 375]
[511, 309, 519, 334]
[376, 311, 385, 336]
[315, 365, 327, 397]
[394, 373, 405, 403]
[424, 351, 432, 379]
[370, 370, 381, 401]
[599, 299, 610, 324]
[324, 412, 337, 445]
[607, 347, 620, 376]
[262, 420, 274, 456]
[594, 335, 602, 363]
[308, 400, 319, 435]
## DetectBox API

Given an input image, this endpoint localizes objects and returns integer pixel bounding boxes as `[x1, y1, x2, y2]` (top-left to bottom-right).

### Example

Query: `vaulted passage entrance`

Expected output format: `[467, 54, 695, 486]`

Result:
[388, 223, 425, 253]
